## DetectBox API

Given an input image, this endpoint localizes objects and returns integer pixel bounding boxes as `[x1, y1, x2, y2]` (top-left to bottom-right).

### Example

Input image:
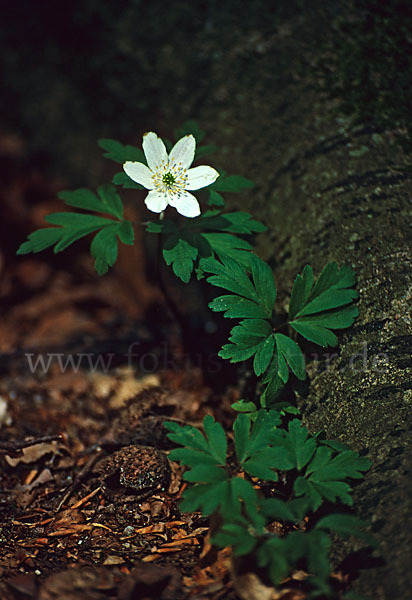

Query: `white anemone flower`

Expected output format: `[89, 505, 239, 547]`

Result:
[123, 132, 219, 218]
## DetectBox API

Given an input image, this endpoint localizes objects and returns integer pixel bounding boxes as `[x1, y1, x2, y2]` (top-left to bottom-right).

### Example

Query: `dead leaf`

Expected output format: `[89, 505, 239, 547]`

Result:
[5, 441, 60, 467]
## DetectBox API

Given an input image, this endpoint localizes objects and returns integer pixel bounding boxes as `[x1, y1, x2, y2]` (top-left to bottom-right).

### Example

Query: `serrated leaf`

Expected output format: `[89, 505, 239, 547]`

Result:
[163, 235, 198, 283]
[250, 254, 276, 316]
[45, 213, 115, 228]
[242, 452, 279, 481]
[289, 262, 358, 348]
[209, 295, 269, 319]
[274, 333, 306, 381]
[290, 304, 359, 347]
[17, 228, 63, 255]
[271, 420, 316, 471]
[168, 448, 221, 467]
[219, 319, 273, 368]
[202, 232, 252, 267]
[98, 138, 146, 164]
[289, 265, 314, 320]
[253, 334, 275, 376]
[201, 256, 258, 301]
[203, 415, 227, 464]
[97, 184, 124, 219]
[58, 188, 107, 215]
[90, 225, 119, 275]
[231, 400, 258, 415]
[164, 421, 210, 454]
[179, 480, 228, 515]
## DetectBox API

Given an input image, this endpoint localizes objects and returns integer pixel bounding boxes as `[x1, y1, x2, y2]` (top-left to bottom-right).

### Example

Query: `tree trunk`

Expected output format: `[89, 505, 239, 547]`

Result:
[173, 4, 412, 598]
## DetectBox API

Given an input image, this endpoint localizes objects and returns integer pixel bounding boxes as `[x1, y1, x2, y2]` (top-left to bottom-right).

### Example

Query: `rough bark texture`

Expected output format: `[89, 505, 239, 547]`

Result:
[166, 5, 412, 598]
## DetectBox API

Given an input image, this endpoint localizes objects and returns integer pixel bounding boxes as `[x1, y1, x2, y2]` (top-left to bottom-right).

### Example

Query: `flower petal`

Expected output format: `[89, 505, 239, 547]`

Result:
[142, 132, 168, 172]
[123, 161, 155, 189]
[169, 135, 196, 170]
[145, 190, 169, 213]
[185, 165, 220, 190]
[168, 190, 200, 218]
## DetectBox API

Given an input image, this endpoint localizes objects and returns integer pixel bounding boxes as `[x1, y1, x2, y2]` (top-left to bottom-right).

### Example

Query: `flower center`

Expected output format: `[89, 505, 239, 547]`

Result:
[162, 172, 176, 187]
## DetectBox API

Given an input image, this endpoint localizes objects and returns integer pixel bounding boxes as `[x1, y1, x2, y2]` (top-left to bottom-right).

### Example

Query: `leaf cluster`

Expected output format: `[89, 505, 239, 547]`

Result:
[165, 412, 374, 596]
[17, 185, 134, 275]
[146, 210, 265, 283]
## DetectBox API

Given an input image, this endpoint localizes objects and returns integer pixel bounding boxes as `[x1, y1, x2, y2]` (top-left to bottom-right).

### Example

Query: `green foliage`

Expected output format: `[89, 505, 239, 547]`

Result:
[289, 263, 359, 347]
[98, 138, 146, 164]
[146, 211, 265, 283]
[166, 410, 374, 597]
[17, 185, 134, 275]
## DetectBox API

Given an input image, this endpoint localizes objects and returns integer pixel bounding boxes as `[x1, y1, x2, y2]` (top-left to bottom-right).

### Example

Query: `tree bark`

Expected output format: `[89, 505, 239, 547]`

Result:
[174, 5, 412, 598]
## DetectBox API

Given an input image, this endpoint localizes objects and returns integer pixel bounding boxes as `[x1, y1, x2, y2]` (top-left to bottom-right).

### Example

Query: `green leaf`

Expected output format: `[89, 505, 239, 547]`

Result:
[315, 514, 377, 548]
[259, 497, 298, 523]
[257, 537, 290, 584]
[250, 254, 276, 316]
[271, 420, 316, 471]
[208, 190, 225, 207]
[289, 262, 358, 348]
[294, 445, 372, 511]
[253, 334, 275, 376]
[212, 523, 257, 556]
[274, 333, 306, 381]
[58, 185, 124, 219]
[179, 480, 229, 515]
[174, 120, 205, 143]
[98, 138, 146, 164]
[211, 174, 254, 193]
[231, 400, 258, 419]
[234, 410, 282, 479]
[203, 415, 227, 464]
[45, 213, 115, 228]
[289, 265, 314, 320]
[209, 295, 269, 319]
[291, 304, 359, 348]
[146, 219, 177, 234]
[112, 171, 144, 189]
[90, 224, 119, 275]
[184, 465, 228, 483]
[233, 414, 250, 463]
[201, 256, 258, 301]
[117, 220, 135, 245]
[195, 144, 218, 159]
[163, 235, 198, 283]
[17, 228, 63, 255]
[201, 233, 252, 267]
[261, 372, 285, 408]
[197, 211, 265, 234]
[219, 319, 272, 367]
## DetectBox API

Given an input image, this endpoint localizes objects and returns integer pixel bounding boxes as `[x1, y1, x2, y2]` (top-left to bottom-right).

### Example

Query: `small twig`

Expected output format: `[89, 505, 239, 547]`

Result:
[0, 434, 63, 455]
[55, 449, 102, 513]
